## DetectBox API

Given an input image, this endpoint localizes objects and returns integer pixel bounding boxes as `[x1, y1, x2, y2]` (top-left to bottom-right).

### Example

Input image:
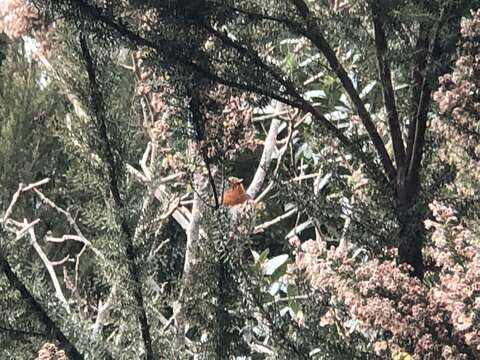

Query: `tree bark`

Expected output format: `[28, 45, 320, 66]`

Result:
[396, 177, 425, 279]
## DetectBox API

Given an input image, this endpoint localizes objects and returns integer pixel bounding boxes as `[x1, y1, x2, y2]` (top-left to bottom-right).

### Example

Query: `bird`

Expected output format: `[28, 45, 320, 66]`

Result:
[222, 177, 256, 253]
[223, 177, 251, 206]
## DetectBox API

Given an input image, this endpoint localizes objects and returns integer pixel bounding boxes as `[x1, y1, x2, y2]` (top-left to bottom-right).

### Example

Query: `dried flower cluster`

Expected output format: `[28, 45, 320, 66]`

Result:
[432, 10, 480, 195]
[0, 0, 40, 39]
[424, 202, 480, 356]
[289, 200, 480, 359]
[200, 85, 257, 161]
[132, 50, 186, 172]
[0, 0, 51, 55]
[133, 51, 174, 134]
[35, 343, 67, 360]
[133, 49, 257, 175]
[461, 10, 480, 37]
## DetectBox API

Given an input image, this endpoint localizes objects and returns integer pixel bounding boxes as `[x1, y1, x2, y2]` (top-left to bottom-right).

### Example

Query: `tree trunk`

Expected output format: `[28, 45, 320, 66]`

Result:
[396, 177, 425, 279]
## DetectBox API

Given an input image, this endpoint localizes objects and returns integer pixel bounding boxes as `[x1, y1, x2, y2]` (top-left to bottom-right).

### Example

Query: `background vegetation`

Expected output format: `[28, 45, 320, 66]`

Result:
[1, 1, 480, 359]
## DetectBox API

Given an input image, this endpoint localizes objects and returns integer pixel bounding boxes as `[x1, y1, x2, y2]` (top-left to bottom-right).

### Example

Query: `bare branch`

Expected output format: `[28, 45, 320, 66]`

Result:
[3, 178, 50, 225]
[50, 255, 71, 267]
[253, 120, 294, 204]
[160, 198, 180, 220]
[254, 207, 298, 234]
[127, 141, 189, 233]
[126, 163, 149, 182]
[183, 172, 205, 275]
[286, 219, 313, 240]
[23, 178, 51, 191]
[286, 173, 324, 183]
[46, 235, 104, 260]
[153, 186, 191, 231]
[247, 114, 282, 198]
[92, 285, 117, 337]
[24, 219, 70, 313]
[158, 172, 184, 185]
[14, 219, 41, 241]
[150, 239, 170, 257]
[3, 184, 23, 223]
[33, 188, 94, 253]
[253, 108, 294, 122]
[140, 142, 153, 180]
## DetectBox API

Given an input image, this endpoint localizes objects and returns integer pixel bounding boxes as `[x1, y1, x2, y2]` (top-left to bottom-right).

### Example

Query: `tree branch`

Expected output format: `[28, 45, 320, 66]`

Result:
[371, 3, 406, 171]
[405, 24, 429, 170]
[290, 0, 396, 183]
[254, 207, 298, 234]
[79, 34, 154, 360]
[247, 113, 282, 198]
[189, 90, 220, 209]
[198, 19, 390, 187]
[407, 7, 446, 188]
[183, 173, 205, 275]
[23, 219, 70, 312]
[64, 0, 390, 187]
[92, 285, 117, 337]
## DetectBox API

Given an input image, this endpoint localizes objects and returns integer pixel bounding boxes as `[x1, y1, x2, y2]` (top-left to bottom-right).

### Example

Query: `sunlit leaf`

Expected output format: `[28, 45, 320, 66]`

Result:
[262, 254, 289, 276]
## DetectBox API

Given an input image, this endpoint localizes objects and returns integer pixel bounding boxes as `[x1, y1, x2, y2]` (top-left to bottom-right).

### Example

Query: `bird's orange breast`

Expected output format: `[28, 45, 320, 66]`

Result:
[223, 184, 250, 206]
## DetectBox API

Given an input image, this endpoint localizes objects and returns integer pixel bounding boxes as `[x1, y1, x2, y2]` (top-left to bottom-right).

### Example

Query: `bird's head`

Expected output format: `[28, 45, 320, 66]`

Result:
[227, 176, 244, 187]
[223, 176, 249, 206]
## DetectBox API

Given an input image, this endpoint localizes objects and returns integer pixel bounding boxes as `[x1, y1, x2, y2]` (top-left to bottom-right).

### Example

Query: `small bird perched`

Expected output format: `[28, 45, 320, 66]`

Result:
[222, 177, 256, 254]
[223, 177, 251, 206]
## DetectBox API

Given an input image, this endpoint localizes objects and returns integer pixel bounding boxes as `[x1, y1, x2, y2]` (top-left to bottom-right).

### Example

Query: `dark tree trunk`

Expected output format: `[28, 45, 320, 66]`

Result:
[396, 176, 425, 279]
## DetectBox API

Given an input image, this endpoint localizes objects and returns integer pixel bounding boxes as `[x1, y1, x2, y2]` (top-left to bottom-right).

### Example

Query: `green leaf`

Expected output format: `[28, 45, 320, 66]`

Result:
[262, 254, 288, 276]
[258, 248, 270, 264]
[271, 261, 288, 282]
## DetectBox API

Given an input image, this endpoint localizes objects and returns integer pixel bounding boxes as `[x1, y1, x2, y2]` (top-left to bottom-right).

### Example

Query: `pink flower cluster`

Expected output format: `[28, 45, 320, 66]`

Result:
[289, 201, 480, 358]
[0, 0, 39, 39]
[461, 9, 480, 38]
[35, 343, 66, 360]
[0, 0, 51, 55]
[424, 202, 480, 355]
[432, 10, 480, 195]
